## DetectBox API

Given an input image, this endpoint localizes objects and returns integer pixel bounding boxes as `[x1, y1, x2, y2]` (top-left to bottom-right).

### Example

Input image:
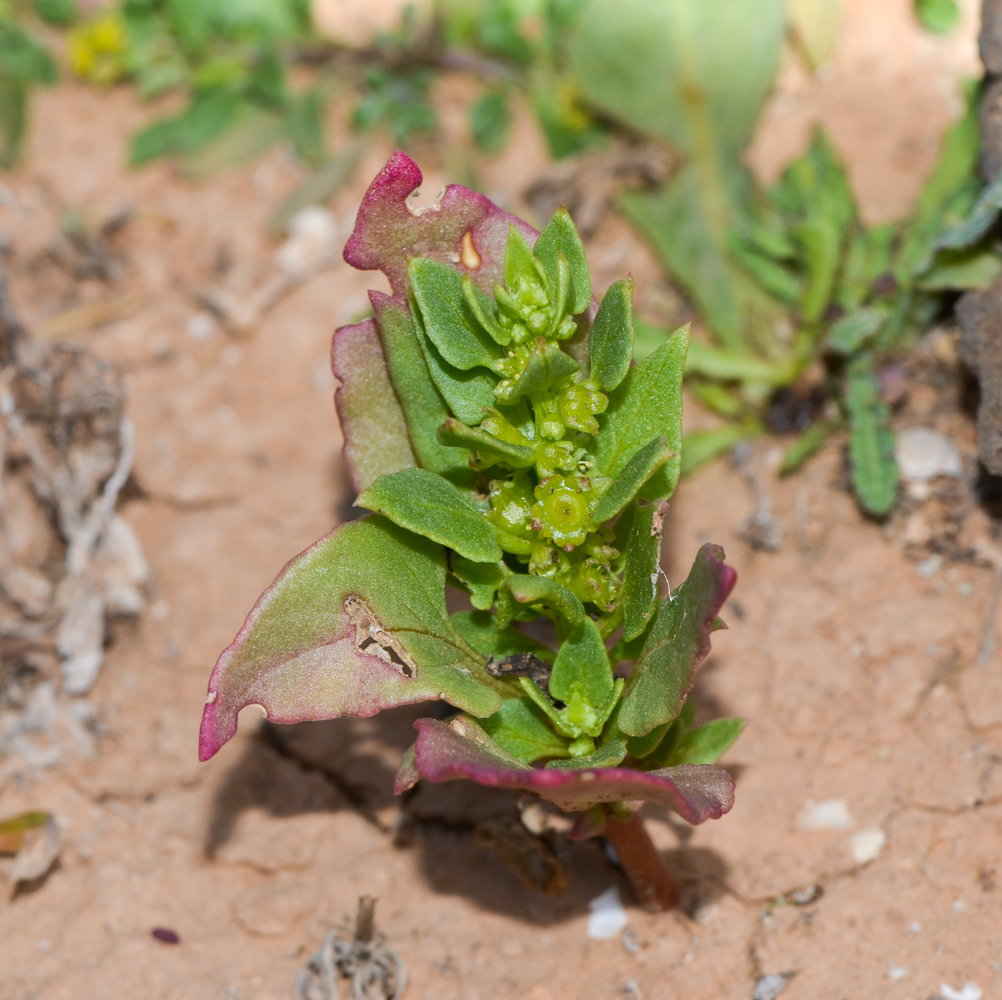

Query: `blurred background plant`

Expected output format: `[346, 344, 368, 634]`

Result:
[2, 0, 989, 518]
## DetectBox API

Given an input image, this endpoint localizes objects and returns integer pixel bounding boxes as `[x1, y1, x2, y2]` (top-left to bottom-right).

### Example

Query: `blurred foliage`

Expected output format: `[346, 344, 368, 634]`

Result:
[0, 0, 993, 519]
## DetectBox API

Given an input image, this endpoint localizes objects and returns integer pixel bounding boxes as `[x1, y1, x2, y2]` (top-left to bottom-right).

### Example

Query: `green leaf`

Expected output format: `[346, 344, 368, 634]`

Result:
[589, 277, 634, 391]
[497, 574, 585, 630]
[595, 328, 687, 501]
[845, 357, 898, 516]
[409, 257, 503, 370]
[437, 417, 535, 468]
[573, 0, 784, 347]
[771, 129, 857, 322]
[838, 223, 896, 311]
[356, 468, 502, 564]
[471, 88, 511, 153]
[179, 104, 285, 180]
[933, 169, 1002, 254]
[495, 337, 580, 403]
[620, 169, 749, 349]
[618, 543, 736, 737]
[130, 89, 244, 166]
[914, 0, 959, 34]
[918, 247, 1002, 291]
[666, 718, 746, 765]
[779, 420, 839, 476]
[592, 436, 672, 524]
[287, 89, 327, 167]
[625, 721, 673, 760]
[620, 500, 666, 642]
[505, 223, 543, 291]
[449, 554, 508, 611]
[549, 618, 613, 707]
[32, 0, 78, 26]
[450, 609, 554, 661]
[533, 208, 592, 315]
[413, 310, 499, 425]
[199, 517, 502, 760]
[896, 94, 979, 281]
[0, 78, 28, 171]
[480, 698, 570, 764]
[681, 423, 758, 476]
[729, 237, 803, 304]
[685, 339, 796, 385]
[570, 0, 784, 160]
[826, 306, 887, 356]
[371, 294, 471, 481]
[545, 737, 627, 769]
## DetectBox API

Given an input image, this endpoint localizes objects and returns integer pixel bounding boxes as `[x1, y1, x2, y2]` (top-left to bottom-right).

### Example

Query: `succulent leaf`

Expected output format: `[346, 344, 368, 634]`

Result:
[618, 543, 736, 737]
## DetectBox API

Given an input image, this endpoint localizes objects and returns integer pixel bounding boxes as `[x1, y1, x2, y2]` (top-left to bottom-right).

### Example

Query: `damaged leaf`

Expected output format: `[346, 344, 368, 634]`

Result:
[199, 516, 501, 761]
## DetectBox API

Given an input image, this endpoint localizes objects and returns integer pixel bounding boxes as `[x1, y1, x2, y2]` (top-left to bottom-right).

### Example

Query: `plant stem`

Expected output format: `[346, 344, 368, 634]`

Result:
[604, 810, 677, 912]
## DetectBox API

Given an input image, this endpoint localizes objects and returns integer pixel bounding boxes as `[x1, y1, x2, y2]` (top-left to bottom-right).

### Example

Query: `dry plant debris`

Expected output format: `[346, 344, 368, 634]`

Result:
[295, 896, 407, 1000]
[0, 250, 149, 778]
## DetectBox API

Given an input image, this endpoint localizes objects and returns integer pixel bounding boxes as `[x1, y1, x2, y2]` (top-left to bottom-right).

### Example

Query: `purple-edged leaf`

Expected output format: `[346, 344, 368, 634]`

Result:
[199, 516, 501, 761]
[343, 150, 536, 299]
[411, 717, 735, 821]
[618, 543, 736, 737]
[331, 319, 416, 492]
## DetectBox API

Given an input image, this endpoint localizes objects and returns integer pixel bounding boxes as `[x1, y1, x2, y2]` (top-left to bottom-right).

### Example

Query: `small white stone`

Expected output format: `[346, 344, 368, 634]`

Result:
[940, 982, 982, 1000]
[796, 798, 853, 831]
[848, 827, 886, 864]
[888, 964, 908, 980]
[895, 427, 962, 483]
[587, 887, 629, 940]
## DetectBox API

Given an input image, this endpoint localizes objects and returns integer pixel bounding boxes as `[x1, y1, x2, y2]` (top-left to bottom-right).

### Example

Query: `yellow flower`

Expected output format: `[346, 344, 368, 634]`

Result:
[69, 14, 128, 86]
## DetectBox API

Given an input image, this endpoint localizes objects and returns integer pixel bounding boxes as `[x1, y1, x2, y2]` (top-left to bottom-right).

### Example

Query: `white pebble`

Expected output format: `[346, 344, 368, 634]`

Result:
[895, 427, 962, 483]
[848, 827, 886, 864]
[187, 311, 217, 341]
[796, 798, 853, 831]
[888, 964, 908, 980]
[940, 982, 982, 1000]
[587, 887, 629, 940]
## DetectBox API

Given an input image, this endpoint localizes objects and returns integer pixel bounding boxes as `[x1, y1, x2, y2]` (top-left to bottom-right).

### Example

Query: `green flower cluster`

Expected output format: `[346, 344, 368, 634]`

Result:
[408, 212, 624, 611]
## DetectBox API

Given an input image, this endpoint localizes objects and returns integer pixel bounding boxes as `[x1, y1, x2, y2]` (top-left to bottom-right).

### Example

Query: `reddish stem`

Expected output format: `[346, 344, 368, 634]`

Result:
[604, 810, 677, 912]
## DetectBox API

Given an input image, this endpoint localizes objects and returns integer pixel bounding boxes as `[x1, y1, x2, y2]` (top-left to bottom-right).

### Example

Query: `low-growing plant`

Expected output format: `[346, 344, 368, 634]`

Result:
[199, 153, 743, 910]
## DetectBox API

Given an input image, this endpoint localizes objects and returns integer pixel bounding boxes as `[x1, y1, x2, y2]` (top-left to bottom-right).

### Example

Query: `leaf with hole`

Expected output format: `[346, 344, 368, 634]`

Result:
[199, 517, 501, 761]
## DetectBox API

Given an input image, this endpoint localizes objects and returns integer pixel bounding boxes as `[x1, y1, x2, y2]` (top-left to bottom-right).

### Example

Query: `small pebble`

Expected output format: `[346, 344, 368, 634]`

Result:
[888, 964, 908, 980]
[796, 799, 853, 832]
[587, 887, 628, 941]
[849, 827, 886, 864]
[909, 922, 922, 933]
[940, 982, 982, 1000]
[953, 899, 966, 911]
[895, 427, 962, 483]
[151, 927, 181, 945]
[752, 972, 793, 1000]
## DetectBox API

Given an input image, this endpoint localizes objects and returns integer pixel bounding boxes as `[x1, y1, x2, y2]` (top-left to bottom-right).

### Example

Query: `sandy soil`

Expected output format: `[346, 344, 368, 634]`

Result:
[2, 3, 1001, 999]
